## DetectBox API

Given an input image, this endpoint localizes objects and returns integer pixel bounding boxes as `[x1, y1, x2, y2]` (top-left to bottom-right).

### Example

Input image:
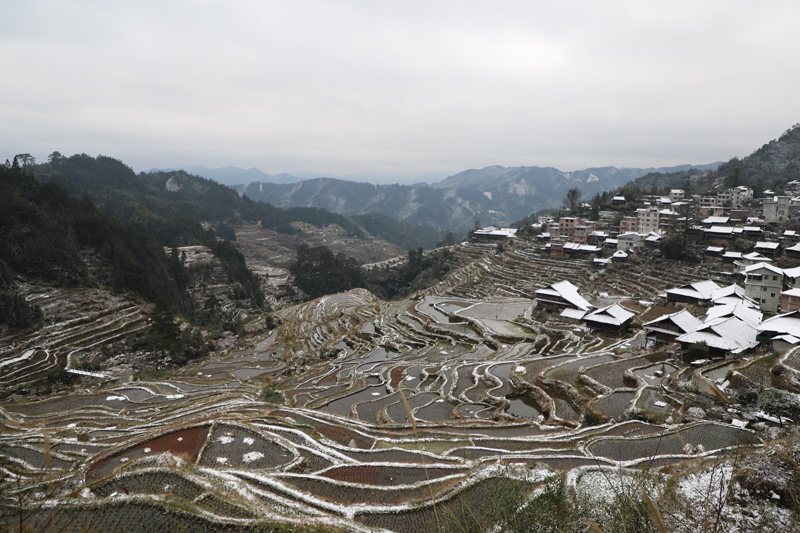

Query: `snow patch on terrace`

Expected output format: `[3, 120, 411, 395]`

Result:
[0, 349, 35, 369]
[242, 451, 264, 463]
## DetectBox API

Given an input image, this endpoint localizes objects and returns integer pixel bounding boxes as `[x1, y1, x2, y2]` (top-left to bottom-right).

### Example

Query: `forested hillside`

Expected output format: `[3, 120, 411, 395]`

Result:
[0, 161, 193, 315]
[627, 124, 800, 195]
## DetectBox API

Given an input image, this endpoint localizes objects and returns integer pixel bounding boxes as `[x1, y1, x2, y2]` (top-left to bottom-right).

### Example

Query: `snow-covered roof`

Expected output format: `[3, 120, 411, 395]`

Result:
[593, 258, 611, 266]
[705, 302, 762, 328]
[704, 226, 742, 235]
[783, 230, 797, 237]
[743, 262, 783, 276]
[742, 226, 763, 233]
[754, 241, 780, 250]
[560, 308, 586, 320]
[535, 280, 593, 311]
[722, 251, 742, 259]
[563, 242, 601, 253]
[786, 242, 800, 253]
[702, 216, 730, 225]
[781, 288, 800, 298]
[612, 196, 626, 201]
[771, 334, 800, 345]
[666, 280, 721, 301]
[583, 304, 635, 327]
[711, 283, 748, 303]
[758, 310, 800, 338]
[705, 246, 724, 253]
[474, 227, 517, 238]
[612, 250, 628, 259]
[741, 252, 772, 262]
[677, 317, 758, 354]
[783, 266, 800, 279]
[643, 309, 702, 334]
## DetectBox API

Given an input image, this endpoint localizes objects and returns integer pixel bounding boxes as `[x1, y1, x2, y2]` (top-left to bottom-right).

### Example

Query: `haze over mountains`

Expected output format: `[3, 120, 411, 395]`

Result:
[230, 162, 721, 230]
[146, 124, 800, 233]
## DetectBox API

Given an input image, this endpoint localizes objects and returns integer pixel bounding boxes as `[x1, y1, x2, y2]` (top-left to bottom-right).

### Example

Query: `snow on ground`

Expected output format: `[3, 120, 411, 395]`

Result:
[242, 451, 264, 463]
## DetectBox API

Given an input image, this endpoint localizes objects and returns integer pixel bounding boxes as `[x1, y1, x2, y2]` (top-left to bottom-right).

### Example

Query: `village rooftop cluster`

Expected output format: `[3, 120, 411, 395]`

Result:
[471, 183, 800, 362]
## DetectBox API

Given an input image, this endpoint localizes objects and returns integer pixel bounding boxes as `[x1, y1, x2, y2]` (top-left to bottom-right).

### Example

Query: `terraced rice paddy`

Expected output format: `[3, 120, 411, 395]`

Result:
[0, 242, 775, 532]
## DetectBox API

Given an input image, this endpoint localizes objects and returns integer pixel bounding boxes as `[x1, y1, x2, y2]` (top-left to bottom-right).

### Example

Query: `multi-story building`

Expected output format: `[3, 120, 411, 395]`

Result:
[658, 209, 679, 234]
[617, 232, 645, 251]
[547, 216, 594, 241]
[763, 196, 800, 223]
[785, 180, 800, 196]
[717, 186, 753, 208]
[619, 216, 637, 234]
[697, 196, 717, 208]
[636, 206, 660, 234]
[573, 221, 597, 243]
[669, 189, 685, 202]
[742, 263, 783, 314]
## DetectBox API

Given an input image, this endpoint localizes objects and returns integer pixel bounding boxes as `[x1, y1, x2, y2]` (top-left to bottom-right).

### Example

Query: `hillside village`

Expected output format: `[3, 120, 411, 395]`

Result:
[475, 184, 800, 365]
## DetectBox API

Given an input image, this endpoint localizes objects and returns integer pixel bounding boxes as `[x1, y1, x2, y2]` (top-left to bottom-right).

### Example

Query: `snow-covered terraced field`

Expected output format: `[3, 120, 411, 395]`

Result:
[2, 242, 789, 532]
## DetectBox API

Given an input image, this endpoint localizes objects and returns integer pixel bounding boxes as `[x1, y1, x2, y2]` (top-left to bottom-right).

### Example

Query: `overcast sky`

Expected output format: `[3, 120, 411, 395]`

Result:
[2, 1, 800, 183]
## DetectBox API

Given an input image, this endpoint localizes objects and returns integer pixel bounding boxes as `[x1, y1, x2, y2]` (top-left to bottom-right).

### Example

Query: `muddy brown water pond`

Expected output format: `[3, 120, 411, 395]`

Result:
[86, 425, 210, 482]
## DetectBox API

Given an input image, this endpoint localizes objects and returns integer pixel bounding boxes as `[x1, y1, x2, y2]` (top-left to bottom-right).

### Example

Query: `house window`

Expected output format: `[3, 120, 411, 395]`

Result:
[762, 298, 766, 303]
[771, 293, 776, 297]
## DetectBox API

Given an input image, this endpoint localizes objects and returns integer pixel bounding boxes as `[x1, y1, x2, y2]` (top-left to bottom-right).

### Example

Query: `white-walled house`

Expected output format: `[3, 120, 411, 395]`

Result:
[742, 263, 783, 314]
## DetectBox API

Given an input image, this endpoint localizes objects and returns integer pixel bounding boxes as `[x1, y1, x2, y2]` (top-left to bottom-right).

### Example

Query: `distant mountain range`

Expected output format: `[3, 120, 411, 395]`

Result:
[233, 163, 721, 230]
[159, 122, 800, 232]
[150, 166, 304, 186]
